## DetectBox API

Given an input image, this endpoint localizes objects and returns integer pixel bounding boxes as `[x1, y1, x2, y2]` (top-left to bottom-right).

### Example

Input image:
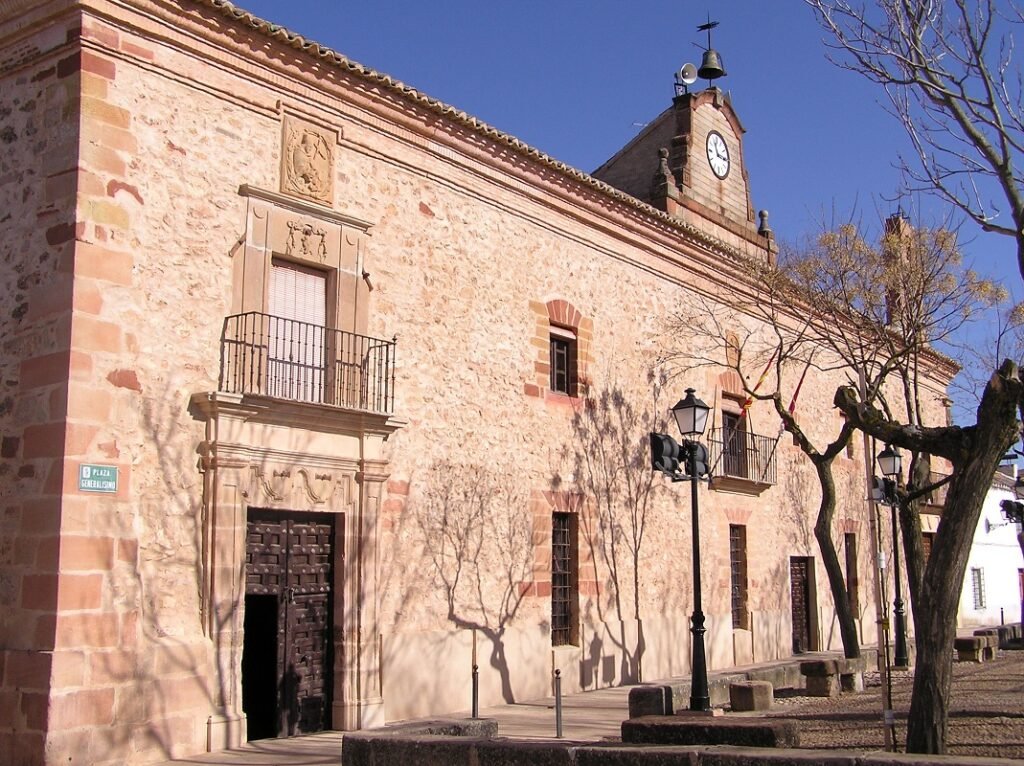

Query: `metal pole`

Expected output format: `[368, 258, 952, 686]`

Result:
[874, 495, 896, 752]
[889, 490, 909, 669]
[865, 429, 892, 753]
[471, 630, 479, 718]
[688, 440, 711, 712]
[554, 669, 563, 738]
[471, 664, 479, 718]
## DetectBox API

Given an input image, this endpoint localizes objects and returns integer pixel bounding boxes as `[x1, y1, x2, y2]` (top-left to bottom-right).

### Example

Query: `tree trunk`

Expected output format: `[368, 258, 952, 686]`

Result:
[903, 370, 1021, 753]
[813, 457, 860, 658]
[835, 360, 1023, 754]
[908, 598, 956, 754]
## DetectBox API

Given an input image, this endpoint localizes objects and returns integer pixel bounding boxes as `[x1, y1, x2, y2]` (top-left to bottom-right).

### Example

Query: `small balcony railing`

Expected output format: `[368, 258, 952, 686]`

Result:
[707, 427, 778, 486]
[219, 312, 396, 415]
[921, 471, 950, 509]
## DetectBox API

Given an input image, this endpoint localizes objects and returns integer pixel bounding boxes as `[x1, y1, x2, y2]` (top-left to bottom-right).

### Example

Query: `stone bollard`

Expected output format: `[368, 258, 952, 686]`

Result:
[729, 680, 773, 711]
[627, 685, 674, 718]
[954, 636, 985, 662]
[799, 660, 839, 697]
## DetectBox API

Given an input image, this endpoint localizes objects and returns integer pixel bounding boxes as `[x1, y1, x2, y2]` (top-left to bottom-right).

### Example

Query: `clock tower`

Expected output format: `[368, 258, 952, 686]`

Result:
[592, 44, 775, 261]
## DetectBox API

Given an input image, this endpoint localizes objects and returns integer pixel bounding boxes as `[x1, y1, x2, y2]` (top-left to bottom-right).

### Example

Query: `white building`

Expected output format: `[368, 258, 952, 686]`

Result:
[957, 470, 1024, 627]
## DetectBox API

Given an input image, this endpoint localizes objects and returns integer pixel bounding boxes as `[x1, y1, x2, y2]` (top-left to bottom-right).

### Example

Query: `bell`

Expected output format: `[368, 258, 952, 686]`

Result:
[697, 48, 726, 81]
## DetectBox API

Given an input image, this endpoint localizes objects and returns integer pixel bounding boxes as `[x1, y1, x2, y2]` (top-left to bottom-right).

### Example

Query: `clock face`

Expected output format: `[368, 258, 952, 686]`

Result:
[706, 131, 730, 179]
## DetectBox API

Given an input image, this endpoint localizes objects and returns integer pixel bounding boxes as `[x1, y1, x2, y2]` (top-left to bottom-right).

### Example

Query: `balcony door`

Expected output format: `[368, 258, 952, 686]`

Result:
[268, 258, 328, 403]
[722, 411, 749, 479]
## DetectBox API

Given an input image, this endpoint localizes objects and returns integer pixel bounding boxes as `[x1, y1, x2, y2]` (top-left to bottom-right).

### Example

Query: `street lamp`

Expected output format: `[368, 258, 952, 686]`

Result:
[876, 444, 909, 669]
[670, 389, 713, 712]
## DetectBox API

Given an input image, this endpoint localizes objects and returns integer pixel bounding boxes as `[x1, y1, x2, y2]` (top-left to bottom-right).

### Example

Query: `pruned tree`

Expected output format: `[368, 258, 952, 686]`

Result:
[805, 0, 1024, 281]
[662, 216, 1002, 702]
[835, 363, 1021, 753]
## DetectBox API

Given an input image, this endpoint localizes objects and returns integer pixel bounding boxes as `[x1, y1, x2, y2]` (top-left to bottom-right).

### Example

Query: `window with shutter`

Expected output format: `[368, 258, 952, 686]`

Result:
[268, 258, 328, 402]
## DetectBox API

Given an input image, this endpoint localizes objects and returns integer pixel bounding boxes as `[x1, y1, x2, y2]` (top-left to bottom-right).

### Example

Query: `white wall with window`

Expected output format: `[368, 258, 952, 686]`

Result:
[957, 473, 1024, 627]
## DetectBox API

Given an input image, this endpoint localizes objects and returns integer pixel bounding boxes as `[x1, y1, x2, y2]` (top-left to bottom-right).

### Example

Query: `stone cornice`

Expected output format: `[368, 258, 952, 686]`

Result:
[239, 184, 373, 231]
[190, 391, 408, 439]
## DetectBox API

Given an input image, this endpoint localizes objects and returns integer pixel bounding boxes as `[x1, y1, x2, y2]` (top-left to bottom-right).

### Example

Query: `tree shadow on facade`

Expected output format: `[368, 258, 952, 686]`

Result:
[65, 378, 239, 762]
[410, 460, 533, 705]
[557, 373, 668, 687]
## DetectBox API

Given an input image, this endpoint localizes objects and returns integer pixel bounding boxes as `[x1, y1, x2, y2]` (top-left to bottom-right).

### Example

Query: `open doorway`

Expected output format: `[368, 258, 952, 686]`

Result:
[242, 511, 335, 739]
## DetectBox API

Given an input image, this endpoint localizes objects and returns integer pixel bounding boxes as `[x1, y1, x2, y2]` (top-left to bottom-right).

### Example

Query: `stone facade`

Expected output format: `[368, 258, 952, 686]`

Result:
[0, 1, 953, 764]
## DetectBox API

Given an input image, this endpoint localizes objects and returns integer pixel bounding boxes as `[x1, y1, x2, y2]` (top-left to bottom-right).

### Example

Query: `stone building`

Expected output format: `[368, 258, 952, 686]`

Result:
[0, 1, 954, 764]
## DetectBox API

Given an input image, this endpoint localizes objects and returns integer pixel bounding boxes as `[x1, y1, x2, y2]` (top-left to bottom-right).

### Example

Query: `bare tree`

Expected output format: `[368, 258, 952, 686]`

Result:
[662, 248, 872, 661]
[805, 0, 1024, 280]
[810, 218, 1011, 755]
[663, 217, 1001, 703]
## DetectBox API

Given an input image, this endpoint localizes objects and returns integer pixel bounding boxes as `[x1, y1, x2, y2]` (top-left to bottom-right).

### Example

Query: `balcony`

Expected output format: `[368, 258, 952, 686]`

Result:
[219, 312, 396, 415]
[921, 471, 951, 512]
[707, 426, 778, 494]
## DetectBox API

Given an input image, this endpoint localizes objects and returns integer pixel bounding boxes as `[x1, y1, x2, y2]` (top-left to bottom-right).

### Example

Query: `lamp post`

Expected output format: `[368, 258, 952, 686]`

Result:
[877, 444, 909, 669]
[670, 388, 713, 712]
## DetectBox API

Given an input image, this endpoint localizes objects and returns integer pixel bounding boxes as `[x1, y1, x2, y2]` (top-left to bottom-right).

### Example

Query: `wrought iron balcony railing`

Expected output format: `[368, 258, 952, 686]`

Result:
[219, 312, 396, 415]
[921, 471, 950, 509]
[707, 427, 778, 486]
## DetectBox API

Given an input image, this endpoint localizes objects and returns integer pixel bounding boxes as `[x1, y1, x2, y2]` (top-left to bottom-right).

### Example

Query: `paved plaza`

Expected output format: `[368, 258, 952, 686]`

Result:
[153, 645, 1024, 765]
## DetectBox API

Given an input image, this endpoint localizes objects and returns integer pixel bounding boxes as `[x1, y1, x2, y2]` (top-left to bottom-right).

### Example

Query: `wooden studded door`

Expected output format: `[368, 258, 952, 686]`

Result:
[790, 557, 813, 655]
[243, 511, 335, 739]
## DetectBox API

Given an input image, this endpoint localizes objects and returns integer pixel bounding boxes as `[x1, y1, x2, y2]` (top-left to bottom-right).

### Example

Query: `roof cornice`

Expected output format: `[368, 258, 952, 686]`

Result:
[182, 0, 758, 266]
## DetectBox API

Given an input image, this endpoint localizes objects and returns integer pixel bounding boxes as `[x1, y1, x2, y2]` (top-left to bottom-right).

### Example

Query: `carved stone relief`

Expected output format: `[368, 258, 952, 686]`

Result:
[251, 465, 291, 503]
[299, 467, 338, 505]
[281, 116, 335, 205]
[286, 220, 328, 261]
[246, 463, 352, 512]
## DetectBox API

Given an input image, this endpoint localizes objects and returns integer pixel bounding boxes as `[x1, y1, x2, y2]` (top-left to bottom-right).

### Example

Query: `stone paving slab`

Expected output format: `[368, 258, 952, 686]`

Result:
[150, 731, 342, 765]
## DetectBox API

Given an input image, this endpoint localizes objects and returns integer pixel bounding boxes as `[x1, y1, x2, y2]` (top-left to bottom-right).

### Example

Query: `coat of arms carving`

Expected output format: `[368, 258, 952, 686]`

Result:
[282, 117, 334, 204]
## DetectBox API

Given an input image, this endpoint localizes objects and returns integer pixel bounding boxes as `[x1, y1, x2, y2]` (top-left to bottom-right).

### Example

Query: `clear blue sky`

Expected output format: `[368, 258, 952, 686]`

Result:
[233, 0, 1015, 416]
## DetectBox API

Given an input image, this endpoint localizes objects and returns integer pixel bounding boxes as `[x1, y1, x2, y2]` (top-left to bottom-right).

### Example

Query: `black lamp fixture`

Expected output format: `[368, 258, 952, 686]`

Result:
[875, 443, 909, 669]
[1002, 476, 1024, 525]
[877, 444, 903, 479]
[649, 387, 713, 712]
[672, 388, 711, 438]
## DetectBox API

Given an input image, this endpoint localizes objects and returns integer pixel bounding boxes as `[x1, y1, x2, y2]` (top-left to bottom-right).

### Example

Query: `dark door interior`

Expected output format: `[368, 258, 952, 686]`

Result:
[242, 511, 335, 740]
[790, 556, 812, 654]
[722, 411, 749, 478]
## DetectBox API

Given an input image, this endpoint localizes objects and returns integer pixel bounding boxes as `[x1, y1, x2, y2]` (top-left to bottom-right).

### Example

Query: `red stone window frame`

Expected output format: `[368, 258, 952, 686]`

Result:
[525, 490, 598, 647]
[526, 299, 593, 403]
[729, 524, 749, 630]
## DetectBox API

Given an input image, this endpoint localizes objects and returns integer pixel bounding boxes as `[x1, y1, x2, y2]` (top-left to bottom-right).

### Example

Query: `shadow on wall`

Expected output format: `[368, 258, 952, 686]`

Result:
[555, 370, 670, 688]
[403, 460, 535, 706]
[58, 377, 241, 763]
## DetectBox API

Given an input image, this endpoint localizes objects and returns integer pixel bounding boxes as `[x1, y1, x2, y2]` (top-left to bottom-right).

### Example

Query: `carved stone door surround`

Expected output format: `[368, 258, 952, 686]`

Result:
[191, 391, 404, 748]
